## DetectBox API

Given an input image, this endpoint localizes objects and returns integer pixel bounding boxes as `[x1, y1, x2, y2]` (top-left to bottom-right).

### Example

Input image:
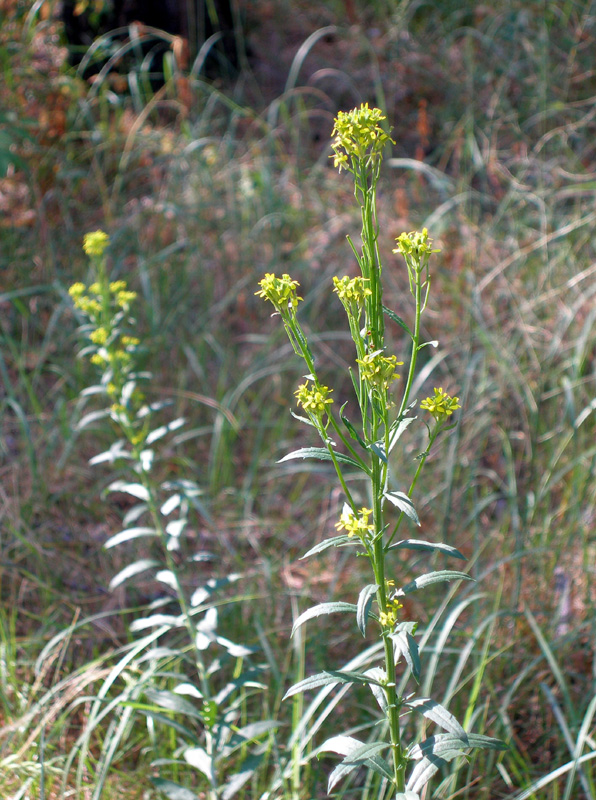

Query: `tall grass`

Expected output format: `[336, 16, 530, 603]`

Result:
[1, 0, 596, 798]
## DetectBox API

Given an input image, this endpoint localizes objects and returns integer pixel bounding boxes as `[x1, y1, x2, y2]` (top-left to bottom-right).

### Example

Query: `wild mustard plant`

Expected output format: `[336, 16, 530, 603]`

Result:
[69, 233, 274, 800]
[257, 105, 505, 798]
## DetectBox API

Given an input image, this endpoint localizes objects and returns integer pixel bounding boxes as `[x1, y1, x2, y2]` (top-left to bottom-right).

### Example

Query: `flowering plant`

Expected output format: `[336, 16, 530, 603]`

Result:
[257, 104, 505, 798]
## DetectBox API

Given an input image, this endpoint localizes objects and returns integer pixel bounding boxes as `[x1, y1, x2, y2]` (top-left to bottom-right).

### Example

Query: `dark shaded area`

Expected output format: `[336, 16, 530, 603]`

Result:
[61, 0, 238, 79]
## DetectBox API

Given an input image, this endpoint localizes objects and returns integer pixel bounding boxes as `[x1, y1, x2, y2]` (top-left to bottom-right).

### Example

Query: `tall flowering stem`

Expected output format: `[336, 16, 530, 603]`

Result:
[258, 105, 505, 798]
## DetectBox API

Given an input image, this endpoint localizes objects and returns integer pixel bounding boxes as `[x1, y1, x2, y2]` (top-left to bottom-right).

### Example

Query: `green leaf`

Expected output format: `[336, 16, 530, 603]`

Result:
[408, 733, 507, 761]
[398, 570, 474, 595]
[369, 441, 387, 463]
[388, 415, 416, 453]
[146, 417, 186, 444]
[328, 744, 393, 792]
[356, 584, 379, 636]
[104, 526, 156, 549]
[389, 539, 466, 560]
[384, 491, 420, 525]
[300, 534, 357, 559]
[383, 305, 414, 339]
[395, 793, 421, 800]
[108, 480, 150, 501]
[407, 755, 448, 794]
[291, 603, 357, 637]
[340, 402, 367, 448]
[151, 777, 199, 800]
[392, 630, 421, 683]
[283, 669, 382, 700]
[146, 689, 206, 720]
[278, 447, 370, 474]
[184, 746, 214, 783]
[109, 558, 158, 590]
[405, 698, 467, 739]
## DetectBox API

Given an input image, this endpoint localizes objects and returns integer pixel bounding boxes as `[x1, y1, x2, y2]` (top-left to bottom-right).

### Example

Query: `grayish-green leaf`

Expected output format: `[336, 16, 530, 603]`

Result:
[407, 755, 448, 794]
[291, 602, 357, 637]
[405, 697, 468, 739]
[388, 415, 416, 453]
[184, 747, 214, 783]
[384, 491, 420, 525]
[392, 631, 421, 683]
[300, 535, 357, 559]
[283, 669, 382, 700]
[109, 558, 158, 590]
[278, 447, 370, 474]
[129, 614, 181, 631]
[108, 480, 150, 501]
[395, 793, 421, 800]
[356, 584, 379, 636]
[150, 777, 199, 800]
[104, 526, 156, 549]
[389, 539, 466, 560]
[397, 570, 474, 595]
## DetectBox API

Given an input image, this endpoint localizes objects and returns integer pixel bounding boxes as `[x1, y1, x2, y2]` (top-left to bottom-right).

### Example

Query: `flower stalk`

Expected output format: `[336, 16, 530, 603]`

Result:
[259, 104, 504, 796]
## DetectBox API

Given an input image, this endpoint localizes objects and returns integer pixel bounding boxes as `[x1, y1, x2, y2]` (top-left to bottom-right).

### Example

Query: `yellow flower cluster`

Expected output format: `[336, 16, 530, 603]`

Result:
[295, 381, 333, 420]
[83, 230, 110, 258]
[420, 387, 461, 421]
[393, 228, 439, 261]
[330, 103, 395, 171]
[332, 275, 372, 307]
[255, 273, 302, 314]
[335, 506, 374, 539]
[379, 597, 403, 629]
[356, 351, 403, 391]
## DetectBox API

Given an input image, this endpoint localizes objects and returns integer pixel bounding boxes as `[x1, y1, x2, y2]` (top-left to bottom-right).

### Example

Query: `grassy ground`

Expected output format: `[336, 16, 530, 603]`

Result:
[2, 0, 596, 798]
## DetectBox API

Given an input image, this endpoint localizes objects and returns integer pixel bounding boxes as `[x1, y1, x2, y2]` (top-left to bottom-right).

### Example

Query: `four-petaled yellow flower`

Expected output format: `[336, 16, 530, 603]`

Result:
[420, 387, 461, 421]
[356, 351, 402, 391]
[83, 230, 110, 258]
[333, 275, 372, 308]
[330, 103, 395, 172]
[335, 506, 374, 539]
[295, 382, 333, 420]
[393, 228, 439, 261]
[255, 273, 302, 313]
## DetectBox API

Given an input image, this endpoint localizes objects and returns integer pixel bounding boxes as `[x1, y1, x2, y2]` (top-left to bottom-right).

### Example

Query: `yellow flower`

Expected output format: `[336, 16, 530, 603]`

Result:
[68, 282, 86, 298]
[333, 275, 372, 308]
[330, 103, 395, 172]
[255, 273, 302, 313]
[295, 382, 333, 420]
[83, 230, 110, 258]
[356, 351, 402, 391]
[335, 506, 374, 539]
[393, 228, 439, 260]
[420, 387, 461, 421]
[89, 327, 108, 345]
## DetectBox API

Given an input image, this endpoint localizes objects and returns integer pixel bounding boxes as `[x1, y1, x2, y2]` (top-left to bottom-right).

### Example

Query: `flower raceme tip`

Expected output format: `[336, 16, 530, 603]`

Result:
[420, 387, 461, 422]
[255, 273, 302, 314]
[295, 382, 333, 421]
[330, 103, 395, 172]
[83, 230, 110, 258]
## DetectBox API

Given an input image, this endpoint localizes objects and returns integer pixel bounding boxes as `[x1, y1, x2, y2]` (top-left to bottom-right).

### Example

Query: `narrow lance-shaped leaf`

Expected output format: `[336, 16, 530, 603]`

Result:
[283, 669, 383, 700]
[291, 602, 357, 637]
[406, 755, 449, 795]
[356, 584, 379, 636]
[404, 697, 468, 739]
[389, 539, 466, 559]
[397, 570, 474, 596]
[300, 534, 358, 559]
[109, 558, 158, 590]
[278, 447, 371, 475]
[392, 630, 421, 683]
[104, 526, 156, 549]
[384, 491, 420, 525]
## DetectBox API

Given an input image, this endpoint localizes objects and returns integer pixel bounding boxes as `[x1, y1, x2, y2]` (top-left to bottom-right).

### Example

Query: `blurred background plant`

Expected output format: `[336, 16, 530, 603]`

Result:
[1, 0, 596, 798]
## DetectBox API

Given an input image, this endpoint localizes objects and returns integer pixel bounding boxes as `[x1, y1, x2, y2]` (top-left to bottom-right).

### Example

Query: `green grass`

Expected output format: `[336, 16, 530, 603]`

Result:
[1, 0, 596, 798]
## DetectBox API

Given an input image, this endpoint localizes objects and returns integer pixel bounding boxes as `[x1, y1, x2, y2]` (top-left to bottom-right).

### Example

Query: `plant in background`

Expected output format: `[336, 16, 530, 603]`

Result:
[256, 104, 506, 798]
[67, 232, 275, 800]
